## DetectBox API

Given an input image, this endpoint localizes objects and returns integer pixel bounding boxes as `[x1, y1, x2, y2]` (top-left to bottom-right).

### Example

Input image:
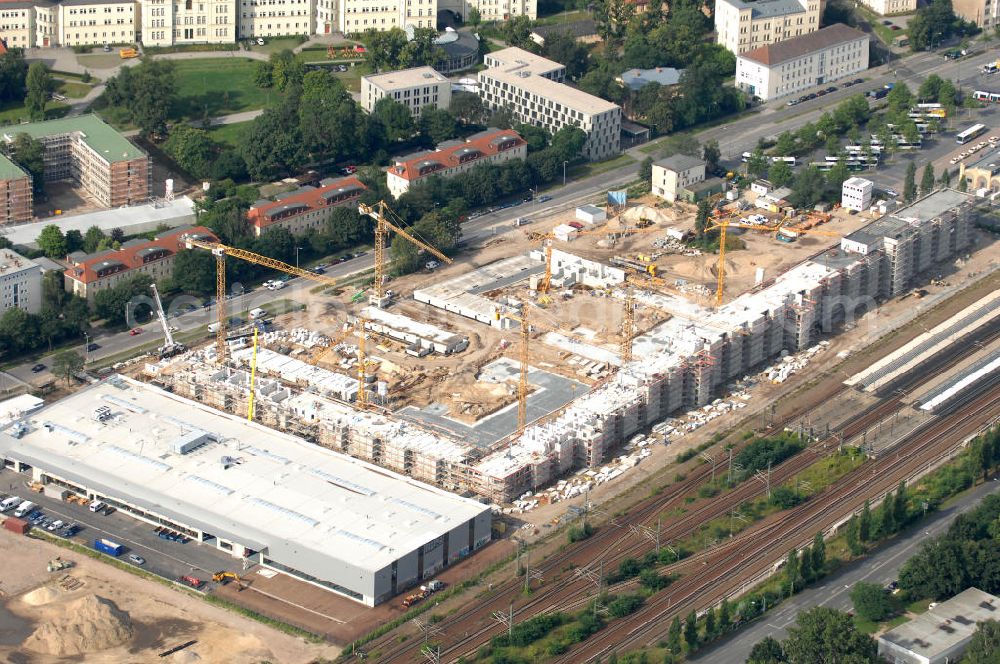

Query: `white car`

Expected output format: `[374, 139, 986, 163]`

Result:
[46, 519, 63, 532]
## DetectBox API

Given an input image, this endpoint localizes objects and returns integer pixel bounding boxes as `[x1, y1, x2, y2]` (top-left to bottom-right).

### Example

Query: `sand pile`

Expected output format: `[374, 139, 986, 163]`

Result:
[22, 585, 59, 606]
[23, 594, 134, 656]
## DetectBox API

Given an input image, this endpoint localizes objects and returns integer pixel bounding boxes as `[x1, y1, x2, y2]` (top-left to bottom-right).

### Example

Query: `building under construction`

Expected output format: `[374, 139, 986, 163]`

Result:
[151, 189, 976, 503]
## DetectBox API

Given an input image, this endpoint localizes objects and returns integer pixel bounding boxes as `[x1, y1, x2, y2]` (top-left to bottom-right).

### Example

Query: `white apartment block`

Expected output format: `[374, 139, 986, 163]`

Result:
[736, 24, 869, 102]
[59, 0, 137, 47]
[714, 0, 821, 56]
[0, 250, 42, 315]
[338, 0, 437, 34]
[478, 47, 621, 162]
[361, 66, 451, 118]
[239, 0, 314, 38]
[857, 0, 915, 14]
[953, 0, 1000, 27]
[651, 154, 706, 203]
[0, 1, 38, 48]
[141, 0, 234, 47]
[842, 177, 873, 212]
[437, 0, 536, 22]
[386, 129, 527, 198]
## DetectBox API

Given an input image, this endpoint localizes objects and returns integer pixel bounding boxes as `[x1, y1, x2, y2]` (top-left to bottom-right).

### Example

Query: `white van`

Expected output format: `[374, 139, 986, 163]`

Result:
[249, 308, 267, 320]
[0, 496, 21, 512]
[208, 322, 221, 333]
[89, 499, 105, 513]
[14, 500, 35, 518]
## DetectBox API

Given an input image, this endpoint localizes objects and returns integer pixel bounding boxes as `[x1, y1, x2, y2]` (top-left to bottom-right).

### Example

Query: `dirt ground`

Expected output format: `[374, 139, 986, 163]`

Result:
[0, 530, 340, 663]
[34, 181, 101, 219]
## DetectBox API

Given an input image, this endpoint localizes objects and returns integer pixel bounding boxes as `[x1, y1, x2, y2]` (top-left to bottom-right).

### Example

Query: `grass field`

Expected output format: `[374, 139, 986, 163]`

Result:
[56, 80, 94, 99]
[0, 100, 69, 125]
[244, 36, 307, 55]
[172, 58, 274, 120]
[207, 120, 252, 147]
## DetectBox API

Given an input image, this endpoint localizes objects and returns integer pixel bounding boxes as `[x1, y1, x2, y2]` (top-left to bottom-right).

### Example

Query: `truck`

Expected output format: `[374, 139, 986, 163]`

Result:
[93, 538, 124, 556]
[13, 501, 35, 518]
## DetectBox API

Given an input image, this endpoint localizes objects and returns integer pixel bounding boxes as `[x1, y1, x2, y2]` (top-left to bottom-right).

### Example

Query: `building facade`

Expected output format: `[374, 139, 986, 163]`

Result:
[951, 0, 996, 27]
[842, 176, 873, 212]
[736, 24, 869, 101]
[64, 225, 216, 302]
[478, 47, 622, 162]
[437, 0, 536, 22]
[0, 155, 32, 225]
[715, 0, 821, 55]
[0, 249, 42, 315]
[361, 66, 451, 118]
[857, 0, 916, 15]
[651, 154, 706, 202]
[58, 0, 137, 47]
[386, 128, 527, 198]
[958, 149, 1000, 192]
[248, 176, 366, 237]
[239, 0, 314, 39]
[141, 0, 234, 47]
[1, 115, 150, 209]
[338, 0, 436, 33]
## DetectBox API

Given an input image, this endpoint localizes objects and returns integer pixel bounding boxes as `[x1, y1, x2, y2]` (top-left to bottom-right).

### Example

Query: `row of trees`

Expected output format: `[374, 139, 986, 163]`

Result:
[35, 224, 125, 259]
[0, 272, 89, 359]
[748, 607, 882, 663]
[365, 28, 448, 72]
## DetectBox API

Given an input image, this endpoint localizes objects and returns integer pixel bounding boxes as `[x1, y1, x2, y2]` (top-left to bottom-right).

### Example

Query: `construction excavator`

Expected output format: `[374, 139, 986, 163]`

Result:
[212, 571, 246, 590]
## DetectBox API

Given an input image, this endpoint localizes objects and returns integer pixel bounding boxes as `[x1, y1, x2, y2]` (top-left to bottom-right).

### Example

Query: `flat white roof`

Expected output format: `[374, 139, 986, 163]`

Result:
[363, 66, 448, 91]
[482, 68, 620, 115]
[0, 376, 488, 574]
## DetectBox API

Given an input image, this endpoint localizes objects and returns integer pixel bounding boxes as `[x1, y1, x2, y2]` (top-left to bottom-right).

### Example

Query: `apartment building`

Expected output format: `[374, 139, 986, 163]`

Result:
[386, 128, 527, 198]
[64, 225, 216, 302]
[140, 0, 233, 46]
[857, 0, 915, 14]
[842, 177, 873, 212]
[478, 47, 621, 162]
[338, 0, 436, 33]
[0, 250, 42, 315]
[714, 0, 821, 55]
[0, 155, 31, 225]
[361, 66, 451, 118]
[2, 115, 150, 208]
[437, 0, 536, 22]
[735, 24, 869, 101]
[0, 0, 40, 48]
[248, 176, 367, 237]
[58, 0, 137, 47]
[953, 0, 1000, 27]
[651, 154, 705, 203]
[239, 0, 313, 39]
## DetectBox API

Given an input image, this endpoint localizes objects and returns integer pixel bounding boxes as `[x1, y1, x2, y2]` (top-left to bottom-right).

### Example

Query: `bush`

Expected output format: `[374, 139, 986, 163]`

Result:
[568, 522, 594, 543]
[698, 484, 720, 498]
[607, 594, 645, 618]
[850, 582, 896, 622]
[769, 485, 804, 509]
[734, 433, 805, 479]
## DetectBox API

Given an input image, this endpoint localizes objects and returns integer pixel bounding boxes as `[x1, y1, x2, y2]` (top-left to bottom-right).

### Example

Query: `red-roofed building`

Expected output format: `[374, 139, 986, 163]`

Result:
[64, 225, 216, 303]
[386, 129, 528, 198]
[248, 176, 367, 238]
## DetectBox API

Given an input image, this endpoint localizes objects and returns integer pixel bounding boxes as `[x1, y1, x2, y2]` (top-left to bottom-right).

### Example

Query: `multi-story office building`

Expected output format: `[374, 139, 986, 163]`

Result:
[386, 128, 527, 198]
[714, 0, 821, 55]
[58, 0, 137, 47]
[651, 154, 706, 203]
[1, 115, 150, 209]
[841, 177, 873, 212]
[478, 47, 622, 162]
[361, 66, 451, 118]
[857, 0, 915, 14]
[338, 0, 436, 33]
[735, 24, 869, 101]
[248, 176, 367, 237]
[0, 155, 32, 225]
[238, 0, 314, 39]
[0, 249, 42, 315]
[64, 225, 216, 302]
[437, 0, 536, 22]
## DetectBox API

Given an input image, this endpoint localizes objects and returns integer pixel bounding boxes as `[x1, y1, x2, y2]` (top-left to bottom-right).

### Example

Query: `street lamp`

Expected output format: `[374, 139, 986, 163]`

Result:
[295, 246, 303, 269]
[83, 332, 89, 364]
[563, 160, 568, 186]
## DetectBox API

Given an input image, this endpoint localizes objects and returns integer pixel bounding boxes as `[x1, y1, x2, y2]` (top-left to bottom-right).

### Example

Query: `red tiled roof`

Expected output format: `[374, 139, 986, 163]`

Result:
[388, 129, 526, 182]
[64, 226, 217, 285]
[248, 176, 367, 230]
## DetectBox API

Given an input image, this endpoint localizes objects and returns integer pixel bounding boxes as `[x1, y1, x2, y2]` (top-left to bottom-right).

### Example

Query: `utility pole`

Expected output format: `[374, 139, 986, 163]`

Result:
[700, 451, 717, 482]
[629, 516, 662, 553]
[491, 603, 514, 639]
[574, 560, 605, 617]
[522, 550, 542, 592]
[727, 447, 734, 485]
[421, 644, 441, 664]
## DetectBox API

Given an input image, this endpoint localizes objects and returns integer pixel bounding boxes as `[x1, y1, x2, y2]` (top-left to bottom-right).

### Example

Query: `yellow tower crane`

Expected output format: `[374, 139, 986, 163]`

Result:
[182, 237, 341, 362]
[620, 288, 635, 364]
[358, 201, 454, 308]
[704, 217, 843, 307]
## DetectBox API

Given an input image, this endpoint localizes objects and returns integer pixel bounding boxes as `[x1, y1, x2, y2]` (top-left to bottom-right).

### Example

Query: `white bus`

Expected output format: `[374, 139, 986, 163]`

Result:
[956, 123, 988, 144]
[916, 103, 943, 110]
[770, 156, 796, 165]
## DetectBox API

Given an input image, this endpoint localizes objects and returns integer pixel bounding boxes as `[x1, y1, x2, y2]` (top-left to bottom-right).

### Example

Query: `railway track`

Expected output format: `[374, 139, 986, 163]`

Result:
[553, 387, 1000, 663]
[360, 314, 1000, 663]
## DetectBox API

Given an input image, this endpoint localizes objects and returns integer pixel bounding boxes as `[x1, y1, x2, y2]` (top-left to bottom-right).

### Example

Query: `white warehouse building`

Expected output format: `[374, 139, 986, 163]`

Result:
[735, 24, 870, 101]
[0, 377, 492, 606]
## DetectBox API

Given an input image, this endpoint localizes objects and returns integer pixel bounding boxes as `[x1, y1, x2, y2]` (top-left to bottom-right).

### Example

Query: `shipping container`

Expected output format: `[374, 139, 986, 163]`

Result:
[93, 538, 124, 556]
[3, 517, 29, 535]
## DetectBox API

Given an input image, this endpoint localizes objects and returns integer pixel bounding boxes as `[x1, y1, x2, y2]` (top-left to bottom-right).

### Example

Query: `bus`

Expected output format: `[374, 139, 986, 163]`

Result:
[770, 156, 796, 165]
[973, 90, 1000, 103]
[956, 123, 988, 144]
[916, 103, 943, 111]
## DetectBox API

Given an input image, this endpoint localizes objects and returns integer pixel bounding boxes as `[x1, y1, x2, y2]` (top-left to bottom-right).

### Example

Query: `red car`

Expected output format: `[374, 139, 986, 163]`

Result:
[180, 575, 203, 589]
[129, 327, 142, 336]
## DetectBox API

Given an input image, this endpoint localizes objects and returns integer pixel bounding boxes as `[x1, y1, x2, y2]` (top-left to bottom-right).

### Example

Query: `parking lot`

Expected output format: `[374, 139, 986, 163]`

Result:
[0, 469, 238, 590]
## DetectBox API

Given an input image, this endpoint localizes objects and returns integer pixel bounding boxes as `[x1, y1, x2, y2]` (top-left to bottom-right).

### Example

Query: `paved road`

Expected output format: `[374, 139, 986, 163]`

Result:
[691, 478, 1000, 664]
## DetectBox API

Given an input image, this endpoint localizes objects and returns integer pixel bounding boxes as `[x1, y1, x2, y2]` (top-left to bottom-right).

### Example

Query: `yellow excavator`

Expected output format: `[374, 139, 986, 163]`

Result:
[212, 571, 246, 590]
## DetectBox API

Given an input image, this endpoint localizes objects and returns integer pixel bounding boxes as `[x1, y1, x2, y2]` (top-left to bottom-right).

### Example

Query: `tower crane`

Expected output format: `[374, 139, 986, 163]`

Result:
[150, 283, 185, 359]
[620, 288, 635, 364]
[358, 201, 453, 308]
[182, 237, 341, 362]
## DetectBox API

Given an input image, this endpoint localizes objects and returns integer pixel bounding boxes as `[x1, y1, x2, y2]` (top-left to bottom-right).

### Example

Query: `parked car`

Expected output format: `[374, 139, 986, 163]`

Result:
[31, 363, 45, 373]
[825, 86, 837, 93]
[128, 554, 146, 566]
[882, 19, 892, 25]
[87, 343, 100, 352]
[180, 575, 204, 588]
[46, 519, 64, 532]
[787, 98, 800, 106]
[853, 78, 863, 85]
[256, 37, 265, 46]
[129, 328, 142, 336]
[537, 195, 552, 203]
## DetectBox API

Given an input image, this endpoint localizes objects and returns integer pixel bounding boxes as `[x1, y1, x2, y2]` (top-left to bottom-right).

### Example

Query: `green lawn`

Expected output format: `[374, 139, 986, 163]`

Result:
[56, 80, 94, 99]
[171, 58, 274, 120]
[534, 9, 590, 24]
[244, 36, 307, 55]
[0, 100, 69, 126]
[207, 120, 252, 147]
[566, 152, 636, 180]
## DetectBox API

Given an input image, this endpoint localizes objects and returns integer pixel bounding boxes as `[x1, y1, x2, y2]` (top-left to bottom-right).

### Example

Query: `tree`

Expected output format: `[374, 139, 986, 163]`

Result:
[683, 609, 698, 649]
[965, 620, 1000, 663]
[639, 156, 654, 182]
[468, 6, 481, 25]
[83, 226, 106, 254]
[877, 490, 897, 538]
[172, 249, 217, 294]
[719, 598, 731, 630]
[747, 147, 770, 180]
[811, 532, 826, 573]
[253, 60, 273, 88]
[269, 49, 304, 91]
[859, 501, 872, 542]
[100, 59, 177, 137]
[419, 106, 458, 145]
[501, 15, 535, 49]
[241, 98, 305, 180]
[399, 28, 446, 69]
[367, 28, 408, 72]
[702, 139, 721, 173]
[785, 548, 801, 595]
[694, 199, 710, 240]
[941, 168, 952, 187]
[450, 91, 487, 125]
[747, 636, 786, 663]
[37, 225, 67, 259]
[542, 30, 590, 80]
[164, 124, 219, 180]
[768, 160, 793, 188]
[373, 97, 415, 142]
[25, 62, 53, 120]
[0, 47, 27, 104]
[8, 133, 45, 195]
[846, 514, 863, 555]
[52, 350, 84, 385]
[826, 160, 850, 194]
[782, 607, 881, 663]
[893, 480, 908, 527]
[850, 582, 895, 622]
[0, 308, 39, 355]
[667, 616, 682, 653]
[93, 273, 154, 325]
[774, 132, 797, 156]
[704, 606, 716, 636]
[790, 166, 826, 209]
[799, 546, 814, 583]
[921, 163, 936, 196]
[898, 537, 972, 599]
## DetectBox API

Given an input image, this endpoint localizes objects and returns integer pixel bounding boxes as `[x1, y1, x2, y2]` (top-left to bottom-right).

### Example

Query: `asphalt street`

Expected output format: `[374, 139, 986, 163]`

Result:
[691, 478, 1000, 664]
